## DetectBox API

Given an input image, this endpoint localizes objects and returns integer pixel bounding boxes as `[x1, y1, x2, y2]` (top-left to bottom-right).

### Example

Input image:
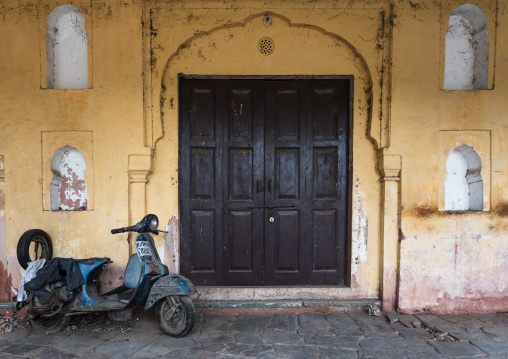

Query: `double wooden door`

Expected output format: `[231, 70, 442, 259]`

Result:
[179, 78, 350, 286]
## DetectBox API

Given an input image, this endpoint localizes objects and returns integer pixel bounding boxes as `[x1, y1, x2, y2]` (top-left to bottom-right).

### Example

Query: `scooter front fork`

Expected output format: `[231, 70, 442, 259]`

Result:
[164, 296, 182, 320]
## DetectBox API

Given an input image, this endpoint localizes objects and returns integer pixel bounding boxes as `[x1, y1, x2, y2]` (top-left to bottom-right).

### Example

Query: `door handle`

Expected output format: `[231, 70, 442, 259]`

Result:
[268, 179, 272, 193]
[256, 180, 260, 193]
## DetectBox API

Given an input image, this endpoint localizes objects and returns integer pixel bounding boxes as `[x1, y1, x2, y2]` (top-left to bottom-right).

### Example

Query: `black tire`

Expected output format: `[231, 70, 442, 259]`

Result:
[29, 315, 69, 334]
[17, 229, 53, 269]
[156, 295, 195, 337]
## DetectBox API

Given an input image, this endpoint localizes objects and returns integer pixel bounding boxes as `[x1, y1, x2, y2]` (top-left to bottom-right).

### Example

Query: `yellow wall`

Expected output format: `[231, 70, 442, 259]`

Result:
[0, 0, 145, 296]
[0, 0, 506, 313]
[392, 0, 508, 313]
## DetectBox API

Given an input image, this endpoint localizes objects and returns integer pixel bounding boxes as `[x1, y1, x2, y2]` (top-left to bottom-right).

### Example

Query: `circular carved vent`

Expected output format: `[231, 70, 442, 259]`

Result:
[258, 37, 274, 55]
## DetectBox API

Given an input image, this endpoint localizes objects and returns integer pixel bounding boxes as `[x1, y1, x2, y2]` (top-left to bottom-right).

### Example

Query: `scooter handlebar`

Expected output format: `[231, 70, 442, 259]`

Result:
[111, 227, 126, 234]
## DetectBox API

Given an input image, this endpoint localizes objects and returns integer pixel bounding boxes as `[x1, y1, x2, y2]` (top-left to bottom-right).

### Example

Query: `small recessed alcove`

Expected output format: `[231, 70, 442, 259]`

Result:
[46, 4, 89, 89]
[50, 145, 88, 211]
[444, 4, 489, 91]
[445, 144, 483, 212]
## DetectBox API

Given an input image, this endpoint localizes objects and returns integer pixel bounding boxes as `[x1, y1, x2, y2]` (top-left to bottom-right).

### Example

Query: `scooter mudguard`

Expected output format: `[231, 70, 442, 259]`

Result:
[144, 274, 197, 309]
[124, 274, 161, 309]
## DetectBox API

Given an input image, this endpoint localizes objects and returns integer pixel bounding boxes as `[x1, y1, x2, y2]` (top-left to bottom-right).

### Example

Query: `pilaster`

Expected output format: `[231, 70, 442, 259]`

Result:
[377, 150, 402, 312]
[128, 154, 153, 255]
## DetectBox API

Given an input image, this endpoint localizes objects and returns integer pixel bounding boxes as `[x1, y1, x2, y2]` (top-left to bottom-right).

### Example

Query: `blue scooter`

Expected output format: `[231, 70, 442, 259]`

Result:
[19, 214, 197, 337]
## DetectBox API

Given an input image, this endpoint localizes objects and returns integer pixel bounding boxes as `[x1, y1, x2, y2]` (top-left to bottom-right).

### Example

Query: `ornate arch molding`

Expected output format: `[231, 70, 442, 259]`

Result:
[143, 9, 398, 304]
[150, 10, 389, 151]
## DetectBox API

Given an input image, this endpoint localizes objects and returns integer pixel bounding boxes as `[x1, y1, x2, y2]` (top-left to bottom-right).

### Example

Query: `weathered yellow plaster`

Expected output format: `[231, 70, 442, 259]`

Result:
[0, 0, 506, 312]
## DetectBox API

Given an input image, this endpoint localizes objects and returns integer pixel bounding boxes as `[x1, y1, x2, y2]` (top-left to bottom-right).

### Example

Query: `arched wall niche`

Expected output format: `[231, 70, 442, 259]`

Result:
[46, 4, 89, 89]
[50, 145, 88, 211]
[445, 144, 483, 211]
[444, 4, 489, 90]
[41, 131, 94, 212]
[438, 130, 491, 212]
[439, 1, 496, 90]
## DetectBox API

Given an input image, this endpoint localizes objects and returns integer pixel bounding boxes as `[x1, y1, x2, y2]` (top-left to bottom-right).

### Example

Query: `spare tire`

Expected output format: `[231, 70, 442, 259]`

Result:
[17, 229, 53, 270]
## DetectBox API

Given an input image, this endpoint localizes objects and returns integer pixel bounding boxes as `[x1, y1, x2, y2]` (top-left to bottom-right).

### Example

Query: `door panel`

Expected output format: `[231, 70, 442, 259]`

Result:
[312, 209, 338, 271]
[228, 149, 254, 200]
[222, 81, 265, 286]
[228, 89, 254, 141]
[264, 81, 307, 285]
[228, 211, 254, 271]
[313, 147, 339, 200]
[306, 81, 349, 285]
[189, 210, 216, 272]
[190, 88, 215, 140]
[312, 88, 339, 141]
[180, 78, 350, 286]
[274, 89, 300, 141]
[180, 81, 223, 285]
[190, 148, 215, 200]
[275, 149, 300, 200]
[273, 210, 300, 272]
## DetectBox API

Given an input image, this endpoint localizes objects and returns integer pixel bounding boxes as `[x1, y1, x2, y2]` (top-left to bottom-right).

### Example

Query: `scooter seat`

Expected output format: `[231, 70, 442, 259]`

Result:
[124, 254, 142, 290]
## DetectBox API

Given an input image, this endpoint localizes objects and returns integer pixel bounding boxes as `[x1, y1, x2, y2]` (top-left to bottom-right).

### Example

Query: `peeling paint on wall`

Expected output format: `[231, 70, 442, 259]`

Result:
[398, 217, 508, 314]
[351, 189, 368, 276]
[0, 157, 9, 302]
[7, 255, 21, 300]
[50, 145, 88, 211]
[99, 264, 124, 293]
[164, 216, 179, 274]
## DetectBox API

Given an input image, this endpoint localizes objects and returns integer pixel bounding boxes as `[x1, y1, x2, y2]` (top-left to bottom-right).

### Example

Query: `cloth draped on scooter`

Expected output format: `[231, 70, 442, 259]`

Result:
[17, 259, 46, 302]
[24, 258, 85, 304]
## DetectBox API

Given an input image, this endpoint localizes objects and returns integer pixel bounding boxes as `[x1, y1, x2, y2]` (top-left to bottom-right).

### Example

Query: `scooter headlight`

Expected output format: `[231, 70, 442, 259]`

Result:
[148, 215, 159, 231]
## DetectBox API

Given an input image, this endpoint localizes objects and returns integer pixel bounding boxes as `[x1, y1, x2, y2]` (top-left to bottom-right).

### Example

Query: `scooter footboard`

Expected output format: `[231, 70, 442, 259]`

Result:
[144, 274, 197, 310]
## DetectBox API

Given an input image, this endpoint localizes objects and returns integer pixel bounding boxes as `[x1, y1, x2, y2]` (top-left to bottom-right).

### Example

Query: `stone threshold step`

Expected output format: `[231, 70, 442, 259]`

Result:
[194, 298, 381, 309]
[1, 299, 381, 310]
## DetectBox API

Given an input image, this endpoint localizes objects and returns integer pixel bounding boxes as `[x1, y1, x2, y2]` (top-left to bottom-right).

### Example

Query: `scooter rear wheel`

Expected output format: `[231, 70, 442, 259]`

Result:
[156, 295, 195, 337]
[29, 314, 69, 334]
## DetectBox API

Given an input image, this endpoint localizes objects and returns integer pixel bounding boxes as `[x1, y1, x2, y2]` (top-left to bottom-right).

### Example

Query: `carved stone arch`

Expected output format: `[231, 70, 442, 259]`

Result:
[157, 11, 377, 150]
[147, 10, 386, 279]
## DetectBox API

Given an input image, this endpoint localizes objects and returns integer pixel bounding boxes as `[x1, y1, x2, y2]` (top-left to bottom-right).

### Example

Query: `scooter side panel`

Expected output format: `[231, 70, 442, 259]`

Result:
[73, 258, 126, 310]
[144, 274, 197, 309]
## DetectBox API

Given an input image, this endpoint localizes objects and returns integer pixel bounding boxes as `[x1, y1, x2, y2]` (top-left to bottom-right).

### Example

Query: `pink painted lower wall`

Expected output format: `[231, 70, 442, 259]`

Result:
[398, 212, 508, 314]
[0, 183, 11, 302]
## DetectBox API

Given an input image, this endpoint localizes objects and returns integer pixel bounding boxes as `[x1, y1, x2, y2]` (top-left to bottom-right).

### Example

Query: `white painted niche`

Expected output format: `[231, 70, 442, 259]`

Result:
[444, 4, 489, 90]
[50, 145, 88, 211]
[439, 131, 490, 212]
[444, 145, 483, 212]
[46, 4, 88, 89]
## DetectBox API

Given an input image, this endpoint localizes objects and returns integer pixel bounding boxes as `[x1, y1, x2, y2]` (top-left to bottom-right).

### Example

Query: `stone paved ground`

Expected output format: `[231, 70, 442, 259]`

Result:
[0, 309, 507, 358]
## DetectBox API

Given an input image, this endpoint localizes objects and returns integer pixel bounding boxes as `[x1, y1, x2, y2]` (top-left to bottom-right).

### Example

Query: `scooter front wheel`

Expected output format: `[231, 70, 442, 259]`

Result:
[156, 295, 195, 337]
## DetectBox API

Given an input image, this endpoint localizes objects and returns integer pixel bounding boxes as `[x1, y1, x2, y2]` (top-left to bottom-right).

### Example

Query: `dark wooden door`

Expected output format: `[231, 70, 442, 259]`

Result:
[179, 78, 349, 286]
